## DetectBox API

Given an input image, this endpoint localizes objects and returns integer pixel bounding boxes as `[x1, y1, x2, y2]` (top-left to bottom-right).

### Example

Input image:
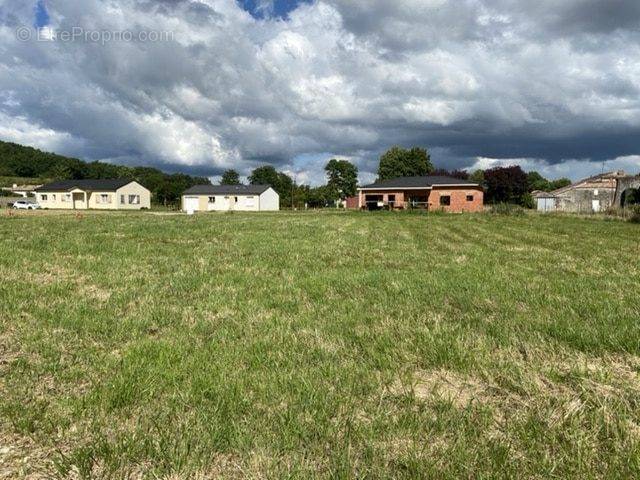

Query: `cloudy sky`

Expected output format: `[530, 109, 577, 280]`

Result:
[0, 0, 639, 184]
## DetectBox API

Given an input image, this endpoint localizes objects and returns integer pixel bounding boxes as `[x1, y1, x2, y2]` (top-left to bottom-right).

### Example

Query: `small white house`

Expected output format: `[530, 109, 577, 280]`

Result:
[181, 184, 279, 212]
[35, 179, 151, 210]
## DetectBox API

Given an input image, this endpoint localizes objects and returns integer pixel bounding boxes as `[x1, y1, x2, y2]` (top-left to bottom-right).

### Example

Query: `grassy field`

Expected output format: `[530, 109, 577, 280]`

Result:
[1, 210, 639, 479]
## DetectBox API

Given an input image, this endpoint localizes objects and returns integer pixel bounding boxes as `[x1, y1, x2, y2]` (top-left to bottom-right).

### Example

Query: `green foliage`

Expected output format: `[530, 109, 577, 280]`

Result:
[627, 205, 640, 223]
[527, 171, 572, 192]
[468, 169, 485, 184]
[521, 192, 535, 209]
[549, 178, 571, 190]
[325, 159, 358, 199]
[248, 165, 295, 207]
[484, 166, 529, 205]
[220, 169, 241, 185]
[377, 146, 434, 180]
[0, 140, 209, 205]
[526, 171, 549, 191]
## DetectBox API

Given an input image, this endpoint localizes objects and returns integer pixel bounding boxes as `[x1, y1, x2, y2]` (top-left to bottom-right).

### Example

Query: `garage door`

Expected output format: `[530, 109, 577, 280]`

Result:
[537, 197, 555, 212]
[183, 196, 199, 212]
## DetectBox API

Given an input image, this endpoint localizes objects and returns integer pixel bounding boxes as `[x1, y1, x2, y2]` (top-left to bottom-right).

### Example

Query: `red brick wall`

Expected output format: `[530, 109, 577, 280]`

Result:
[427, 187, 484, 212]
[357, 187, 484, 212]
[345, 196, 359, 209]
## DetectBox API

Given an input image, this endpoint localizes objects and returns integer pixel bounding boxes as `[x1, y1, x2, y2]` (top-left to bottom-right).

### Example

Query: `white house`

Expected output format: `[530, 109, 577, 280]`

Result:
[35, 179, 151, 210]
[181, 184, 279, 212]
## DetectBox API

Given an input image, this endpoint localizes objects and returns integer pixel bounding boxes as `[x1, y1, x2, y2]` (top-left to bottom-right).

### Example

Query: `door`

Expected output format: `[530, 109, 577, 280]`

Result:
[537, 198, 555, 212]
[184, 196, 199, 212]
[72, 192, 86, 209]
[592, 199, 600, 213]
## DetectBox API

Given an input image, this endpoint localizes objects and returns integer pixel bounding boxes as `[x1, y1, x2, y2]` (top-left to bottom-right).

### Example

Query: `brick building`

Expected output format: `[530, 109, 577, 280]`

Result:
[357, 176, 484, 212]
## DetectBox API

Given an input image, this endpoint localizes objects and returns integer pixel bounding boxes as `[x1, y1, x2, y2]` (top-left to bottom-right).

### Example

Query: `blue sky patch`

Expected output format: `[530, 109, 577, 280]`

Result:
[239, 0, 311, 19]
[34, 0, 50, 28]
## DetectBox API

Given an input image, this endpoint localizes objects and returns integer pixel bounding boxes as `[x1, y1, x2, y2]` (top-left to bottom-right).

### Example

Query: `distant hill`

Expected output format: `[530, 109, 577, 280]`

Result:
[0, 140, 210, 205]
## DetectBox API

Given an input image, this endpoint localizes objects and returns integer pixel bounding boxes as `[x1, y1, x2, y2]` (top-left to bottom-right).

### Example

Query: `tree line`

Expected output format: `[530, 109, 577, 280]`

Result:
[218, 159, 358, 209]
[1, 139, 571, 208]
[223, 146, 571, 208]
[0, 140, 210, 206]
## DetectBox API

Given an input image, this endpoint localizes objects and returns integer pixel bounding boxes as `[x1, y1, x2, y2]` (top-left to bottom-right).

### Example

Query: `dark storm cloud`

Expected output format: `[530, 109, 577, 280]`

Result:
[0, 0, 639, 182]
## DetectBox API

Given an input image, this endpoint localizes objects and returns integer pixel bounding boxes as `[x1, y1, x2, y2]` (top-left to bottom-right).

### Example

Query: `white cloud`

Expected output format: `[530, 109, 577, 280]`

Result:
[0, 0, 638, 182]
[468, 156, 640, 181]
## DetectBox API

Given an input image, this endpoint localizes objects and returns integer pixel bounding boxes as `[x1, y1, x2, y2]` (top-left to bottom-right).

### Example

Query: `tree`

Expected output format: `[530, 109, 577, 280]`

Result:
[549, 178, 571, 190]
[527, 171, 572, 192]
[468, 169, 485, 184]
[325, 159, 358, 199]
[483, 165, 529, 205]
[377, 146, 434, 181]
[248, 165, 279, 188]
[248, 165, 294, 207]
[526, 171, 550, 192]
[431, 168, 470, 180]
[220, 169, 241, 185]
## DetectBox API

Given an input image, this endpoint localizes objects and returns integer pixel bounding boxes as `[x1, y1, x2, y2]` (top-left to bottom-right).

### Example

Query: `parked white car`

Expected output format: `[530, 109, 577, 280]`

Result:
[12, 199, 40, 210]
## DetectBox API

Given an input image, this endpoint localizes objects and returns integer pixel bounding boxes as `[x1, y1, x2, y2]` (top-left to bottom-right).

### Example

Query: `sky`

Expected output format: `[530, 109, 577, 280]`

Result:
[0, 0, 639, 185]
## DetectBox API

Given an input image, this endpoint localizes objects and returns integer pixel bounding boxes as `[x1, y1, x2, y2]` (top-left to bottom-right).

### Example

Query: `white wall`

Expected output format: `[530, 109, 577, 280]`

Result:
[181, 189, 280, 212]
[115, 182, 151, 210]
[259, 188, 280, 211]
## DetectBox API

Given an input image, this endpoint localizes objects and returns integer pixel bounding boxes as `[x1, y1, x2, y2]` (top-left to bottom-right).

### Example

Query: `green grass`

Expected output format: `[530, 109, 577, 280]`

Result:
[1, 211, 639, 478]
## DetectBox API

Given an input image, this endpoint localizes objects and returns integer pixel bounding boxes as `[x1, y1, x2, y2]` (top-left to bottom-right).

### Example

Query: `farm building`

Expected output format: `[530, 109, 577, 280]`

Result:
[35, 179, 151, 210]
[182, 185, 279, 212]
[357, 176, 484, 212]
[532, 171, 639, 213]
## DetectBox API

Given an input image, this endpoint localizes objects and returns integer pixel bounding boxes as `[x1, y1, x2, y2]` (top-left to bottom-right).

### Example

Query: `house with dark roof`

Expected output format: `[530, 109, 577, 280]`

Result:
[35, 179, 151, 210]
[357, 176, 484, 212]
[182, 184, 279, 212]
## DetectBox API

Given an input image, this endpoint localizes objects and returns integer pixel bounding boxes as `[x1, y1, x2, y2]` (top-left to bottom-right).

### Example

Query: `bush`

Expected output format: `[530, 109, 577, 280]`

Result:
[521, 193, 535, 209]
[628, 205, 640, 224]
[488, 203, 525, 216]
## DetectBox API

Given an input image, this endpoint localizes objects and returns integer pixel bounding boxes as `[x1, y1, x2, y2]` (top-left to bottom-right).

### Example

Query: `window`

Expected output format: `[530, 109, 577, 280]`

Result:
[234, 196, 238, 202]
[245, 196, 255, 207]
[128, 195, 140, 205]
[120, 195, 125, 204]
[99, 194, 111, 204]
[208, 196, 216, 203]
[62, 194, 71, 202]
[51, 194, 56, 201]
[388, 194, 396, 207]
[594, 189, 599, 196]
[466, 195, 474, 202]
[41, 194, 48, 201]
[440, 195, 451, 206]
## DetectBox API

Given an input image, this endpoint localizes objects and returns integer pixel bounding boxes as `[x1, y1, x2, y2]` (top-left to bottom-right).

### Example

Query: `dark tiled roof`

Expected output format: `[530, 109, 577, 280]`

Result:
[360, 176, 479, 189]
[36, 179, 136, 192]
[183, 184, 272, 195]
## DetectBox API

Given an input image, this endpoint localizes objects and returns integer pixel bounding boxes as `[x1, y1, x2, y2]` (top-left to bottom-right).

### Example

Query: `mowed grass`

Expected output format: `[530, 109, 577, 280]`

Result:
[1, 210, 639, 479]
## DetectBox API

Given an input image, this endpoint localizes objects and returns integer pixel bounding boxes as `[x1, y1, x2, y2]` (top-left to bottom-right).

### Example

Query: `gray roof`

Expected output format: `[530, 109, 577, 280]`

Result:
[360, 176, 479, 189]
[36, 179, 136, 192]
[183, 184, 272, 195]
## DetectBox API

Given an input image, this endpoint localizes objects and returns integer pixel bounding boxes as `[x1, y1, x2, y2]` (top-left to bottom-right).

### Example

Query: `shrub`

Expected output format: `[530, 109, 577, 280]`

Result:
[628, 205, 640, 224]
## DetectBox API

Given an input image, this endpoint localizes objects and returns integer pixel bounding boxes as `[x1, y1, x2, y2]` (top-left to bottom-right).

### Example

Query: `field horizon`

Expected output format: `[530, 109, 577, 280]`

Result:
[1, 210, 639, 478]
